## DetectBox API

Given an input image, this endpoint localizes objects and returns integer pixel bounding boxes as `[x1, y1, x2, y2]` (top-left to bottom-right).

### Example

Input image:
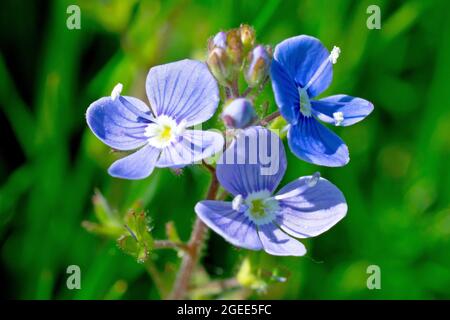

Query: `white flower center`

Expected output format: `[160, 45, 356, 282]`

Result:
[244, 190, 280, 226]
[144, 115, 186, 148]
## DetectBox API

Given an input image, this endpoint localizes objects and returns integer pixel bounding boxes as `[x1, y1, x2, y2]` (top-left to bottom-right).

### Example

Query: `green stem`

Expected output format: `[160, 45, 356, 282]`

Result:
[145, 259, 168, 298]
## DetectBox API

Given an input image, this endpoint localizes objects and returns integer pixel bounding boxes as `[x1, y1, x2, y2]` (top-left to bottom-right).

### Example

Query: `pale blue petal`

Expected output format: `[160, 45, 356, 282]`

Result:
[216, 127, 286, 196]
[275, 175, 347, 238]
[311, 94, 374, 127]
[195, 200, 262, 250]
[86, 96, 152, 150]
[145, 59, 219, 126]
[108, 145, 160, 180]
[257, 223, 306, 256]
[288, 116, 349, 167]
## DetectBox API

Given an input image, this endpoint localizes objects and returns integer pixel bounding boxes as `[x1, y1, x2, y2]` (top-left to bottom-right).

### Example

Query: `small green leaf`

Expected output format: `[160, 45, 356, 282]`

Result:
[269, 116, 287, 139]
[92, 189, 121, 227]
[117, 234, 139, 254]
[119, 210, 153, 263]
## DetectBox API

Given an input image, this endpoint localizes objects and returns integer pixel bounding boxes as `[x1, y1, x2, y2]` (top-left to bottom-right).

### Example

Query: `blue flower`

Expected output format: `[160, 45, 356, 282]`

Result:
[270, 35, 374, 167]
[195, 127, 347, 256]
[86, 59, 224, 180]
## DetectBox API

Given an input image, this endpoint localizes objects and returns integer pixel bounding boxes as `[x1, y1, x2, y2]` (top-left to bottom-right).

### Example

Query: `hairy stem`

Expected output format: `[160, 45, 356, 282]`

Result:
[154, 240, 189, 252]
[242, 86, 253, 97]
[168, 172, 219, 300]
[230, 78, 240, 98]
[257, 110, 280, 126]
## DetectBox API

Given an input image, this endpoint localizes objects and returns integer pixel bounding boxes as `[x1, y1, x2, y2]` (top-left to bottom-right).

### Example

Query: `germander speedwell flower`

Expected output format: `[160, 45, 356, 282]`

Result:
[195, 127, 347, 256]
[86, 59, 224, 179]
[270, 35, 374, 167]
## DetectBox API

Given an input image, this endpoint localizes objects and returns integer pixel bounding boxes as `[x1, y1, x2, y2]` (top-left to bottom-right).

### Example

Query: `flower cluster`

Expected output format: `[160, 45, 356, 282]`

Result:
[86, 27, 373, 257]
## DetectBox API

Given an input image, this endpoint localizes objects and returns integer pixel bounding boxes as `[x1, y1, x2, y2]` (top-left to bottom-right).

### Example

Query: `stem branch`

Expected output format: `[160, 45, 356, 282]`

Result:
[168, 171, 219, 299]
[154, 240, 189, 251]
[257, 110, 280, 126]
[230, 78, 240, 98]
[145, 259, 168, 298]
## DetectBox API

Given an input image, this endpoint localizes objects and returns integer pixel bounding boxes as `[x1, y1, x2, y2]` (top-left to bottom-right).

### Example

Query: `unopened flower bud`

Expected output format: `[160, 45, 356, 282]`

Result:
[221, 98, 257, 129]
[207, 47, 231, 85]
[245, 45, 271, 87]
[226, 29, 244, 68]
[240, 24, 255, 52]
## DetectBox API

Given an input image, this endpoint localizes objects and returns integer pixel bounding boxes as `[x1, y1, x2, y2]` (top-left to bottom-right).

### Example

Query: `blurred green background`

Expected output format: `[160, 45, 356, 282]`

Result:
[1, 0, 450, 299]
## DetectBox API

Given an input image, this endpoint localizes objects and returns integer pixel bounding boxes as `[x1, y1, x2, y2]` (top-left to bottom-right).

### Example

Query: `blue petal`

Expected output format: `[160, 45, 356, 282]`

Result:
[108, 145, 160, 179]
[216, 127, 286, 196]
[311, 94, 374, 127]
[288, 116, 349, 167]
[272, 35, 332, 98]
[157, 130, 224, 167]
[86, 96, 152, 150]
[275, 175, 347, 238]
[146, 59, 219, 126]
[195, 200, 262, 250]
[270, 58, 300, 124]
[257, 223, 306, 256]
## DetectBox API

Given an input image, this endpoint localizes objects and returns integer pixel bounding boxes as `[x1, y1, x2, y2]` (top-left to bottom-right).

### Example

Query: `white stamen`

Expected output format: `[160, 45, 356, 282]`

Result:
[307, 172, 321, 187]
[232, 194, 245, 212]
[174, 119, 187, 136]
[329, 46, 341, 64]
[333, 111, 344, 126]
[111, 83, 123, 101]
[303, 45, 341, 91]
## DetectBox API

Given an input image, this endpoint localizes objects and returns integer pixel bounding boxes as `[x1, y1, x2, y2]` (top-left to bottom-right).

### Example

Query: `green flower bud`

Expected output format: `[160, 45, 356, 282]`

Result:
[236, 257, 267, 291]
[207, 47, 232, 86]
[240, 24, 255, 52]
[226, 29, 244, 68]
[245, 45, 271, 87]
